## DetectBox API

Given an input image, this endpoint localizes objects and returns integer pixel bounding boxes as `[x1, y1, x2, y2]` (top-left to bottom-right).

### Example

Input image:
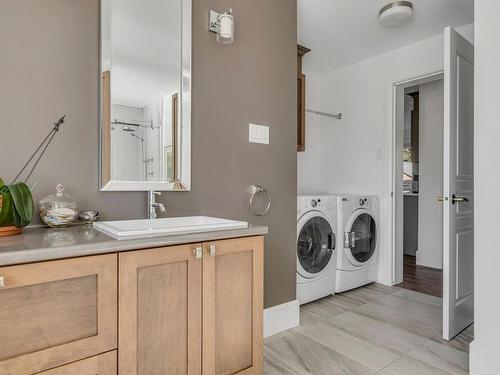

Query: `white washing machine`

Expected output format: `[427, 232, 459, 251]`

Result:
[335, 195, 379, 293]
[297, 195, 338, 305]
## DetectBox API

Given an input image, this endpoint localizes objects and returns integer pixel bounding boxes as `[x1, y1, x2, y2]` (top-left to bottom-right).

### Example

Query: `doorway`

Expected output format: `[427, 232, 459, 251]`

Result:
[396, 79, 445, 299]
[392, 27, 474, 341]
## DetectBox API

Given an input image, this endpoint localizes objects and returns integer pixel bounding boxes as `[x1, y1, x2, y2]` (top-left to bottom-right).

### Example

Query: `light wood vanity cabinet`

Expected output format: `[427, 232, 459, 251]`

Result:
[0, 235, 263, 375]
[0, 255, 117, 375]
[119, 236, 264, 375]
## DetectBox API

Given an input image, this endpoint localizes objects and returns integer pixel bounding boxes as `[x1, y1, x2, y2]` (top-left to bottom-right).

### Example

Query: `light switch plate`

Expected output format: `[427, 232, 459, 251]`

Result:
[249, 124, 269, 144]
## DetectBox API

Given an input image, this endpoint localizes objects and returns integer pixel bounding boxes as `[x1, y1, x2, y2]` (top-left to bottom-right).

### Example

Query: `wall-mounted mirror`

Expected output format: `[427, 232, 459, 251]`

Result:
[100, 0, 191, 191]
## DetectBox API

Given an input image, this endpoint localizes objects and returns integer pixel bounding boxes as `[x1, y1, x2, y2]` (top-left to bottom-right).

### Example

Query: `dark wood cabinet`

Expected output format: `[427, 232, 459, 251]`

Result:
[297, 45, 311, 152]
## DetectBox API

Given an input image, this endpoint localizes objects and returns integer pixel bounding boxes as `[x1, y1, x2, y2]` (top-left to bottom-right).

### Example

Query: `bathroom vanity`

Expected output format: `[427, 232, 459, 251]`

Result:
[0, 224, 267, 374]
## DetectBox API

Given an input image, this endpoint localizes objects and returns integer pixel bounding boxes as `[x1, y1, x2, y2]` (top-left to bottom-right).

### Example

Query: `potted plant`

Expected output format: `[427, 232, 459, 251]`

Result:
[0, 116, 66, 236]
[0, 179, 34, 236]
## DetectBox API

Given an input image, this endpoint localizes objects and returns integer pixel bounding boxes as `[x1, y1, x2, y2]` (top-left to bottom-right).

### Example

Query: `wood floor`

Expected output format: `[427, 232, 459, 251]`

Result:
[264, 283, 473, 374]
[397, 255, 443, 298]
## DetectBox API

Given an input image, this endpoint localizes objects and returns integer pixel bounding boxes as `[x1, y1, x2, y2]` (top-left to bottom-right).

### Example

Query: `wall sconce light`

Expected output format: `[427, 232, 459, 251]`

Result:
[209, 9, 234, 44]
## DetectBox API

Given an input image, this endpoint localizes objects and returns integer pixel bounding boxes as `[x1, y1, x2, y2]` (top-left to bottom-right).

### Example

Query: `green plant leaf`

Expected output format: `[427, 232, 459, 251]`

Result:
[0, 190, 15, 227]
[8, 182, 34, 228]
[0, 178, 4, 189]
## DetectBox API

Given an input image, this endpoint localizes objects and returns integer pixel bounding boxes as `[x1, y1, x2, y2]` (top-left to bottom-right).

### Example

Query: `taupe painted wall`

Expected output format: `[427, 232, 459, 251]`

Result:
[163, 0, 298, 308]
[0, 0, 147, 223]
[0, 0, 297, 308]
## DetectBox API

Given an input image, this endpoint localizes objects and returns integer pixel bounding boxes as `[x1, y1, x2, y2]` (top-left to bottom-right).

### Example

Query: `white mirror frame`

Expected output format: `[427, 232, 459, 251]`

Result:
[98, 0, 192, 192]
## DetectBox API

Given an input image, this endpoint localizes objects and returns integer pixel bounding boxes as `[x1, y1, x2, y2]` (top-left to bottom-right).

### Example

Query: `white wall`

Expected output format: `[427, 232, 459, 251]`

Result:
[470, 1, 500, 373]
[417, 80, 444, 269]
[298, 24, 473, 285]
[297, 71, 331, 195]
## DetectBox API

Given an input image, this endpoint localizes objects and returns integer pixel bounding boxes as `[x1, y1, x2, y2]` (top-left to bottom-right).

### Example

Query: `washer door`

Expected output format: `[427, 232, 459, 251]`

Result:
[344, 210, 377, 266]
[297, 211, 336, 279]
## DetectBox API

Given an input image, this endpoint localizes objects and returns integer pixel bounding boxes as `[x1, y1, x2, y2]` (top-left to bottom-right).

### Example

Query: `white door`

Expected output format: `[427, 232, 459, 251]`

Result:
[442, 27, 474, 341]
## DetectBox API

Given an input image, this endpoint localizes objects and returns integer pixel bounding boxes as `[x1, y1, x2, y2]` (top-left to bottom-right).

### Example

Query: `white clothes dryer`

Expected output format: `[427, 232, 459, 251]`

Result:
[297, 195, 338, 304]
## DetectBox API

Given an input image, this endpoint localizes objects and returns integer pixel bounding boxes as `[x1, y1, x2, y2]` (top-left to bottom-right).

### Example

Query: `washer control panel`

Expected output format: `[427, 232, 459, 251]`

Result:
[298, 197, 337, 213]
[355, 197, 370, 209]
[304, 198, 336, 210]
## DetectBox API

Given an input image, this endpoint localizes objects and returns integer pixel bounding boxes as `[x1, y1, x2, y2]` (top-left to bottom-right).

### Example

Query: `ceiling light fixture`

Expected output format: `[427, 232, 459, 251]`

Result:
[379, 1, 414, 28]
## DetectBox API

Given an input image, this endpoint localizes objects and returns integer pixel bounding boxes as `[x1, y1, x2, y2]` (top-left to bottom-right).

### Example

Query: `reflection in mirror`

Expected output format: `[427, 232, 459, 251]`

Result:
[100, 0, 191, 191]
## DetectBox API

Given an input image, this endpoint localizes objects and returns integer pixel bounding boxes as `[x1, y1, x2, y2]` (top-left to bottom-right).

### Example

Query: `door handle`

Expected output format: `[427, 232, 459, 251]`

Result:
[344, 232, 355, 248]
[193, 247, 203, 259]
[452, 194, 469, 205]
[209, 245, 216, 257]
[437, 196, 447, 202]
[327, 233, 336, 251]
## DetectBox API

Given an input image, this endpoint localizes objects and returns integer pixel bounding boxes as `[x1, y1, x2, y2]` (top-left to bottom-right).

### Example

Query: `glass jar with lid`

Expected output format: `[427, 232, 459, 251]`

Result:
[39, 184, 79, 228]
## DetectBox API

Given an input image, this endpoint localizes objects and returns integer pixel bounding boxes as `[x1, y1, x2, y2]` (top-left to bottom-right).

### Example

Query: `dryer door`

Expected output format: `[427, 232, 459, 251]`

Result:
[297, 212, 336, 279]
[344, 210, 377, 266]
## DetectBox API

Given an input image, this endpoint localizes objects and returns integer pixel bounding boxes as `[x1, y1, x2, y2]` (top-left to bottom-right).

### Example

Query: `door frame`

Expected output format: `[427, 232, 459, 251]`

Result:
[390, 70, 444, 285]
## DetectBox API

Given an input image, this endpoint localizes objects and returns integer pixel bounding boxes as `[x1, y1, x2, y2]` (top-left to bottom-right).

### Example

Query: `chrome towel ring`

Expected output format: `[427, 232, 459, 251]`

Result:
[249, 185, 271, 216]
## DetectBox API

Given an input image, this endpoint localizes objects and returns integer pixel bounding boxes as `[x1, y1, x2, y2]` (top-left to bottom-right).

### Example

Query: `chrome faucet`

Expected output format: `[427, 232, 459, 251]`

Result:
[148, 191, 166, 219]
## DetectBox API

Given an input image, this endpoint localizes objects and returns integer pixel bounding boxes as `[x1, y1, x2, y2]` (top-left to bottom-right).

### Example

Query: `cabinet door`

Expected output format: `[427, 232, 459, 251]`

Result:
[119, 244, 202, 375]
[36, 351, 117, 375]
[0, 255, 117, 375]
[203, 236, 264, 375]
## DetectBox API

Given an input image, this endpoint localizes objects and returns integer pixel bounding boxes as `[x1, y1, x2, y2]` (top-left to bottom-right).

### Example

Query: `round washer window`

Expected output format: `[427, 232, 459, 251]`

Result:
[349, 213, 376, 263]
[297, 216, 335, 274]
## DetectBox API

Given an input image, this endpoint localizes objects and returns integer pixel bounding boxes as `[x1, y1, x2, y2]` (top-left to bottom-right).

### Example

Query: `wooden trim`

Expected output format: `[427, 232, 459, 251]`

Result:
[297, 45, 310, 153]
[101, 71, 112, 186]
[36, 351, 117, 374]
[252, 236, 264, 373]
[297, 45, 311, 75]
[297, 44, 311, 56]
[202, 242, 216, 374]
[0, 255, 117, 374]
[118, 244, 202, 375]
[297, 73, 306, 152]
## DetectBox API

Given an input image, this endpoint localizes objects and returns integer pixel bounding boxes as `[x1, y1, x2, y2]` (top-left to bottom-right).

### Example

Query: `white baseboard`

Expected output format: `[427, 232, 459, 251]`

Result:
[263, 300, 300, 338]
[470, 340, 500, 375]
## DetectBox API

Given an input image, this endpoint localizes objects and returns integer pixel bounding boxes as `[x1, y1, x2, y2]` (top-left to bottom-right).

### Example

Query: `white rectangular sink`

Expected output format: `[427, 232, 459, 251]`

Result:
[93, 216, 249, 240]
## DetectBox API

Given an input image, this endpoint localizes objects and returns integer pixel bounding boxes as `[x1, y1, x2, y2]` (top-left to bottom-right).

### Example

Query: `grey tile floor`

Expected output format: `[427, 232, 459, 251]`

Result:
[264, 283, 473, 375]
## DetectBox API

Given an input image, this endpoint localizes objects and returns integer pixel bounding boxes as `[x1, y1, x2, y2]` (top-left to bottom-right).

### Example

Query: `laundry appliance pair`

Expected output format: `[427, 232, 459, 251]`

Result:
[296, 194, 379, 304]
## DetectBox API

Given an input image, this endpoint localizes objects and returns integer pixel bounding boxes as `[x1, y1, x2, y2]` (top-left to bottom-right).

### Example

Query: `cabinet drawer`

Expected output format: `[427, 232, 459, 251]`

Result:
[37, 351, 117, 375]
[0, 254, 117, 374]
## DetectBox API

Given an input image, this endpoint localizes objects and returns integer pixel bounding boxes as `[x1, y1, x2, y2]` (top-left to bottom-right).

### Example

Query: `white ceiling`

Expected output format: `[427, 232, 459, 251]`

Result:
[298, 0, 474, 74]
